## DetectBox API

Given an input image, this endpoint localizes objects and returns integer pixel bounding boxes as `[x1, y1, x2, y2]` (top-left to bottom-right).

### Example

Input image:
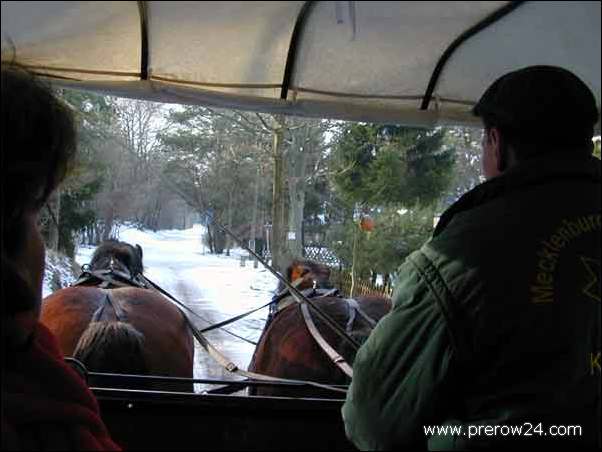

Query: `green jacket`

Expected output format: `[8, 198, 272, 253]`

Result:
[342, 155, 601, 450]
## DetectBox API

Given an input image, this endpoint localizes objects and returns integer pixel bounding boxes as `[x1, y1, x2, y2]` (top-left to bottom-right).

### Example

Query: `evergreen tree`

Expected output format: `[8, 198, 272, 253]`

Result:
[328, 206, 434, 279]
[40, 90, 115, 257]
[328, 124, 455, 281]
[332, 124, 454, 207]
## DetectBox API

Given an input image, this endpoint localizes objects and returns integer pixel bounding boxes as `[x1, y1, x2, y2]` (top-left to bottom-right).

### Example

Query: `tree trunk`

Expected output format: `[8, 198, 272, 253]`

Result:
[285, 132, 308, 260]
[206, 223, 215, 254]
[271, 115, 287, 273]
[92, 223, 100, 245]
[286, 185, 305, 259]
[102, 204, 115, 241]
[225, 189, 234, 256]
[350, 222, 359, 297]
[250, 164, 260, 259]
[46, 190, 60, 251]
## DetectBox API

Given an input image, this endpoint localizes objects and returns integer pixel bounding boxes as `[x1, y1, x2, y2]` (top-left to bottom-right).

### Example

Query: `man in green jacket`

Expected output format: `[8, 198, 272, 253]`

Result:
[342, 66, 601, 450]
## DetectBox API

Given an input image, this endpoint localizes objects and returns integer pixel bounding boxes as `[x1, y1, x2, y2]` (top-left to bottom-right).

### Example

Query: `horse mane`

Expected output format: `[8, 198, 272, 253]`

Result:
[90, 240, 144, 276]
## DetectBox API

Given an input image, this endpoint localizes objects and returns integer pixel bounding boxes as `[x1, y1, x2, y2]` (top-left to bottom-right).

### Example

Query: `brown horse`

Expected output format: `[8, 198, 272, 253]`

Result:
[41, 240, 194, 392]
[248, 259, 391, 398]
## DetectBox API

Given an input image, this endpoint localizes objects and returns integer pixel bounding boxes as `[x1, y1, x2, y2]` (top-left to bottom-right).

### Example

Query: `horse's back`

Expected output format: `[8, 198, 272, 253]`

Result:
[41, 286, 194, 379]
[42, 286, 107, 356]
[250, 294, 392, 397]
[111, 288, 194, 378]
[355, 294, 392, 323]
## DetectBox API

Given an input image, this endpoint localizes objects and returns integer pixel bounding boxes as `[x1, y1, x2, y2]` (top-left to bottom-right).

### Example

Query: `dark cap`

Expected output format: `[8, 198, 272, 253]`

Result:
[473, 65, 599, 143]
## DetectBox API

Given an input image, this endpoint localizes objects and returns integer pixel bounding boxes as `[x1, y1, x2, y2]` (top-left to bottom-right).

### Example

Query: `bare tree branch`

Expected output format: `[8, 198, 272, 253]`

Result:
[254, 112, 273, 133]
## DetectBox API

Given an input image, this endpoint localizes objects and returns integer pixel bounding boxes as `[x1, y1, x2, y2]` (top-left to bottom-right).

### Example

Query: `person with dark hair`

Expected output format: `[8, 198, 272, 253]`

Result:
[1, 62, 120, 450]
[343, 66, 601, 450]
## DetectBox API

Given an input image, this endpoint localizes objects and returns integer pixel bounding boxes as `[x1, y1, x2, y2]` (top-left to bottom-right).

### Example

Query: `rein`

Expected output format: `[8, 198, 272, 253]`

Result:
[73, 260, 349, 395]
[72, 209, 381, 393]
[203, 212, 362, 351]
[136, 273, 347, 394]
[73, 263, 148, 290]
[74, 265, 261, 345]
[274, 285, 380, 378]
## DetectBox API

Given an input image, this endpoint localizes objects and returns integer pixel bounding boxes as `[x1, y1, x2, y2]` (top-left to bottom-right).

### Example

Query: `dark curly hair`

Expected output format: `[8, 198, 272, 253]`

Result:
[1, 61, 77, 315]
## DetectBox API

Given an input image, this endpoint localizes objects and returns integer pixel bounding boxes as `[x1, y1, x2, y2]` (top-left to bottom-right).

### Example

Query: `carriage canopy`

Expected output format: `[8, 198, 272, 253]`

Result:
[1, 1, 600, 129]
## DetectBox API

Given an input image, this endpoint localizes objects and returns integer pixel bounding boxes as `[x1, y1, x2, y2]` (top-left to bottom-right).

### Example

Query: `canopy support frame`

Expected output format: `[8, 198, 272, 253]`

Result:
[281, 1, 317, 100]
[420, 1, 526, 111]
[137, 1, 149, 81]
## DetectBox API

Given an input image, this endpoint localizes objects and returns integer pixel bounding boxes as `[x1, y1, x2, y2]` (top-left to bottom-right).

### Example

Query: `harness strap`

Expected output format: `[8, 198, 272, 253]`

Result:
[275, 287, 339, 313]
[182, 308, 348, 394]
[300, 303, 354, 378]
[138, 274, 260, 343]
[90, 299, 106, 322]
[99, 280, 111, 289]
[90, 291, 126, 322]
[270, 277, 306, 315]
[275, 289, 379, 376]
[273, 286, 367, 378]
[344, 298, 378, 328]
[136, 274, 347, 394]
[345, 300, 357, 334]
[75, 264, 349, 393]
[106, 290, 126, 322]
[73, 268, 147, 290]
[199, 299, 274, 334]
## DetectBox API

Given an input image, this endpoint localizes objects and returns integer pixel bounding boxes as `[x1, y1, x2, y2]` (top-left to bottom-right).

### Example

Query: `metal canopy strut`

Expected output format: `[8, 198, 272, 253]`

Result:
[137, 1, 149, 80]
[420, 1, 526, 111]
[281, 1, 316, 100]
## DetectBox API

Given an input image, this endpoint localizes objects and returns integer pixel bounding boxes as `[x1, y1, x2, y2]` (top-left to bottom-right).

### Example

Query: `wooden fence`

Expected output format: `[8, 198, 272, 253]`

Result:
[261, 245, 393, 299]
[330, 269, 394, 299]
[303, 245, 393, 298]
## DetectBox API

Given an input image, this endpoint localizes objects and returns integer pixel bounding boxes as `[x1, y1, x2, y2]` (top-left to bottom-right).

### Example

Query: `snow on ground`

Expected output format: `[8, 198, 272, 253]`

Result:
[75, 224, 279, 392]
[42, 250, 79, 299]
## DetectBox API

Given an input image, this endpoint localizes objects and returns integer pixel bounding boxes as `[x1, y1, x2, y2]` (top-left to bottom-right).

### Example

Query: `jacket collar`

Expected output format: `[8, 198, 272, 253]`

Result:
[433, 155, 601, 237]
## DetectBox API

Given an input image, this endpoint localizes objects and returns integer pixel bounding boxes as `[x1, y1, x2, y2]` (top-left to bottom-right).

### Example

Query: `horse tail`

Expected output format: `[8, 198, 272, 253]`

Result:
[73, 291, 149, 388]
[73, 321, 149, 389]
[73, 321, 147, 375]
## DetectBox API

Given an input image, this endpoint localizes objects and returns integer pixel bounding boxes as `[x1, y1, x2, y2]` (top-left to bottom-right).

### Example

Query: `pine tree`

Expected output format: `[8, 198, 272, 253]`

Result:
[332, 124, 454, 207]
[42, 90, 115, 257]
[328, 123, 455, 284]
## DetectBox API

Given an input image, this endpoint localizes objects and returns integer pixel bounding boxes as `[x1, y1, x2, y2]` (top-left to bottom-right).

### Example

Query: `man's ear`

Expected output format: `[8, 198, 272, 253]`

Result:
[489, 127, 507, 172]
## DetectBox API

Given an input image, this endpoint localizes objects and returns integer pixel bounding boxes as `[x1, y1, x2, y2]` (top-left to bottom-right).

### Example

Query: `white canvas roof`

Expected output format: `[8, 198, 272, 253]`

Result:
[2, 1, 600, 128]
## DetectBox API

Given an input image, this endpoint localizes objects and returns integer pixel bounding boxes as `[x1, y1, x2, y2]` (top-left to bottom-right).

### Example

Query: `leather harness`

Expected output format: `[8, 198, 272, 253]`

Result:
[272, 284, 379, 378]
[71, 262, 356, 394]
[73, 260, 143, 323]
[73, 261, 148, 290]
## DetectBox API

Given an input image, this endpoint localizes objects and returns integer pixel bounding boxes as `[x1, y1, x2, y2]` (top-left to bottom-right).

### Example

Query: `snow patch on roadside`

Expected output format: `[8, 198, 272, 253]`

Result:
[42, 250, 79, 298]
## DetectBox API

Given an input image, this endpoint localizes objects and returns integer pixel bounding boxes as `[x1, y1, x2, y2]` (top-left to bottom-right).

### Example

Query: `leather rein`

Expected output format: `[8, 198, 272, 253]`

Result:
[71, 261, 354, 394]
[272, 283, 379, 378]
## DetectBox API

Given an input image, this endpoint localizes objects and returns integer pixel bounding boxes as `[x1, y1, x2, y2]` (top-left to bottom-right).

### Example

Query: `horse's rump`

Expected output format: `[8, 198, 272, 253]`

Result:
[74, 321, 148, 389]
[249, 293, 391, 397]
[41, 286, 194, 391]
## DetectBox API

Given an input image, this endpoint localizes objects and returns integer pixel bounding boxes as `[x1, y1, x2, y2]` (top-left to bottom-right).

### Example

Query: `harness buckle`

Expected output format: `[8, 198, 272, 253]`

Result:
[226, 362, 238, 372]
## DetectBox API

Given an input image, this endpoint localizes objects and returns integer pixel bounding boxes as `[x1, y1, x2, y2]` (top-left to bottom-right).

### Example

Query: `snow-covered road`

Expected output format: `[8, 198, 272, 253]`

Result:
[75, 224, 278, 392]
